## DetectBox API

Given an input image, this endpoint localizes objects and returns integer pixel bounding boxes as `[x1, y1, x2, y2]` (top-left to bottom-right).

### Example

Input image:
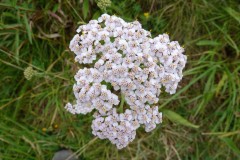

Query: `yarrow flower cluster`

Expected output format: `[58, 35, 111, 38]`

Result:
[24, 66, 36, 80]
[96, 0, 111, 11]
[66, 14, 187, 149]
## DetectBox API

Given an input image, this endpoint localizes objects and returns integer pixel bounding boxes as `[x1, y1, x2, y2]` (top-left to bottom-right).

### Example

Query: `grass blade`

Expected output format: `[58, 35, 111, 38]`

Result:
[23, 13, 32, 44]
[163, 109, 199, 129]
[225, 7, 240, 24]
[83, 0, 89, 20]
[220, 138, 240, 156]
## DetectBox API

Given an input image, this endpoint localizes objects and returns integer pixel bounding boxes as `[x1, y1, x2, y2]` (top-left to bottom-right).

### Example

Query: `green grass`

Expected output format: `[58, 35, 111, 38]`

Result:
[0, 0, 240, 159]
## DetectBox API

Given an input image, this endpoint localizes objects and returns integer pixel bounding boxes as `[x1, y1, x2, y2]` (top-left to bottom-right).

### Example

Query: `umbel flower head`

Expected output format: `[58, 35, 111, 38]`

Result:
[66, 14, 187, 149]
[96, 0, 112, 11]
[24, 66, 36, 80]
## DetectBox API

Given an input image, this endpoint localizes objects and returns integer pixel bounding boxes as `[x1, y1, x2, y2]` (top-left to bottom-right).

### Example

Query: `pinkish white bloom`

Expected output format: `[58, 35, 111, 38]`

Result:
[66, 14, 187, 149]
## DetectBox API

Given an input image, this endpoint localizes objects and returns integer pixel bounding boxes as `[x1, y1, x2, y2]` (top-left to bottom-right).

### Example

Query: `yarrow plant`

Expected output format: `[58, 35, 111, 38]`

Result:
[66, 14, 187, 149]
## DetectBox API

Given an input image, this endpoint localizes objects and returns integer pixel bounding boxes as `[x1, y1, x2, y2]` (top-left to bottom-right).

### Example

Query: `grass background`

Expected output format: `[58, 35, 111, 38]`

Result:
[0, 0, 240, 159]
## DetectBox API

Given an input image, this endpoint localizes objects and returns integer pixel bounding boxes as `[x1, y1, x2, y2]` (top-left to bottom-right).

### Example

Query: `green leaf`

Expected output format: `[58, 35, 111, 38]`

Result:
[52, 4, 59, 12]
[225, 7, 240, 24]
[23, 13, 32, 44]
[83, 0, 89, 19]
[215, 72, 228, 96]
[15, 29, 19, 64]
[220, 138, 240, 155]
[92, 11, 101, 20]
[163, 109, 199, 129]
[196, 40, 221, 46]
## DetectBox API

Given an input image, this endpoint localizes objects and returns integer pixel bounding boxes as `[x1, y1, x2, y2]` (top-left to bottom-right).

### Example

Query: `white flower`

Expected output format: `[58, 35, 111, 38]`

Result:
[66, 13, 187, 149]
[122, 57, 134, 68]
[98, 13, 110, 23]
[69, 34, 81, 53]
